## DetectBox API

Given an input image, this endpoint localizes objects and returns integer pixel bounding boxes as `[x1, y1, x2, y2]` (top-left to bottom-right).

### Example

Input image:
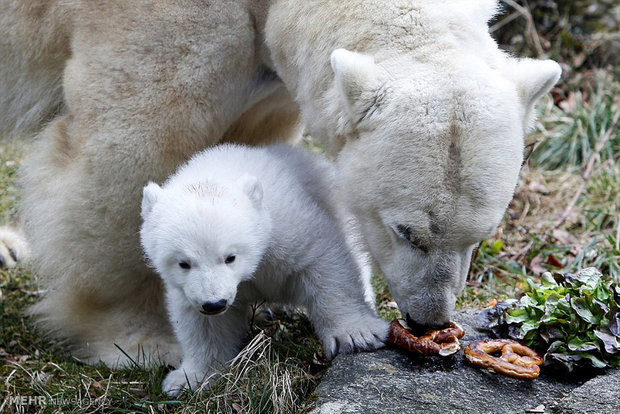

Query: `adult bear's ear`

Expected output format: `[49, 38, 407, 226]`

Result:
[141, 182, 163, 219]
[330, 49, 381, 123]
[238, 174, 263, 208]
[508, 58, 561, 130]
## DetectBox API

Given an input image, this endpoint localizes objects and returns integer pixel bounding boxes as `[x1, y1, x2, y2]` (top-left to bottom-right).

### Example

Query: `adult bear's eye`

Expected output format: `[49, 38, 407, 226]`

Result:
[393, 224, 429, 254]
[178, 261, 191, 270]
[225, 255, 236, 264]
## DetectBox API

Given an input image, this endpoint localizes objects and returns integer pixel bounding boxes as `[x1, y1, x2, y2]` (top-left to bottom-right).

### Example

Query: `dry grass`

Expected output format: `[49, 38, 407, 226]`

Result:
[0, 280, 320, 413]
[185, 331, 314, 414]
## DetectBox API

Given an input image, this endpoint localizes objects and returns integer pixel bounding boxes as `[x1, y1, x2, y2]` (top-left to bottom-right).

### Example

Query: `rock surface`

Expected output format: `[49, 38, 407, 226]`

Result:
[309, 309, 618, 414]
[551, 368, 620, 414]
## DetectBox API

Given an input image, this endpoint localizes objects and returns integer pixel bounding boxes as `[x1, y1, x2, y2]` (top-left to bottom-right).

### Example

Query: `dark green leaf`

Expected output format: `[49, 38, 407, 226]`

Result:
[477, 268, 620, 370]
[545, 326, 564, 341]
[507, 324, 523, 341]
[571, 297, 597, 324]
[547, 340, 566, 353]
[610, 310, 620, 336]
[567, 336, 599, 352]
[594, 329, 620, 354]
[542, 272, 558, 287]
[546, 353, 581, 372]
[506, 308, 530, 324]
[580, 353, 608, 368]
[592, 297, 610, 316]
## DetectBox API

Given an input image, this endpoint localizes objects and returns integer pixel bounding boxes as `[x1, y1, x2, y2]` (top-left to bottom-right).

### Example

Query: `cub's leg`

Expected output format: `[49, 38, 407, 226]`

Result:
[300, 236, 389, 359]
[163, 289, 248, 396]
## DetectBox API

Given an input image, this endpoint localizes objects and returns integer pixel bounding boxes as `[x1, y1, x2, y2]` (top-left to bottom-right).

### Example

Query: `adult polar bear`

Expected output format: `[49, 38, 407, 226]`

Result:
[0, 0, 560, 366]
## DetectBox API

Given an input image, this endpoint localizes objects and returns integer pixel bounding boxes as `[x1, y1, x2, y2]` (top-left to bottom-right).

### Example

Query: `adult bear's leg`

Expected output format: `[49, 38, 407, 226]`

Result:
[222, 86, 302, 146]
[21, 1, 281, 367]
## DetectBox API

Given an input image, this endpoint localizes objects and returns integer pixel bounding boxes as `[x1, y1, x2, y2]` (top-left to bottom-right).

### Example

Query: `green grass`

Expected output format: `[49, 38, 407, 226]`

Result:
[531, 70, 619, 169]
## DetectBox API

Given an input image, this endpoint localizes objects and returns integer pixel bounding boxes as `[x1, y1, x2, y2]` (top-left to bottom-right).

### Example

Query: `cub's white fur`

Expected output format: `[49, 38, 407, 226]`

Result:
[0, 0, 560, 363]
[140, 144, 388, 395]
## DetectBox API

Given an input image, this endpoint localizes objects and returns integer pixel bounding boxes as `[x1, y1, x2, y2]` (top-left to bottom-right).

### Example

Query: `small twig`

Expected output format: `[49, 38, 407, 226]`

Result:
[553, 109, 620, 229]
[500, 0, 544, 56]
[490, 10, 522, 33]
[249, 300, 267, 332]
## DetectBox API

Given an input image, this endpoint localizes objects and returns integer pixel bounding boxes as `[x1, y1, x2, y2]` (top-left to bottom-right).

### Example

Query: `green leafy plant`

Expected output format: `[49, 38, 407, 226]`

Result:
[478, 268, 620, 371]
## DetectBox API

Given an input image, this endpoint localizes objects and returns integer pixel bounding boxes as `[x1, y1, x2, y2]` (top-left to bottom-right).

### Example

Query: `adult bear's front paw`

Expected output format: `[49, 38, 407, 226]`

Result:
[321, 316, 389, 360]
[0, 227, 30, 269]
[162, 367, 207, 397]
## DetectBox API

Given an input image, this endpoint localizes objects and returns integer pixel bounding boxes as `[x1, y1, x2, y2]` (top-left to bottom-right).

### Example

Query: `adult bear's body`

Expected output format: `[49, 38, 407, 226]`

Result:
[0, 0, 560, 366]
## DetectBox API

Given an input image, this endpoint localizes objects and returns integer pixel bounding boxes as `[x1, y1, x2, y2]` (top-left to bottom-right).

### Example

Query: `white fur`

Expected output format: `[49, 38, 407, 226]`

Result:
[0, 2, 68, 136]
[140, 144, 388, 395]
[0, 0, 560, 363]
[266, 0, 560, 326]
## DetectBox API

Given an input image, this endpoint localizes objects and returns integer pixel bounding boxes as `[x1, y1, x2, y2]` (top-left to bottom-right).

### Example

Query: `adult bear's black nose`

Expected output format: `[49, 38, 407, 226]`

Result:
[201, 299, 228, 315]
[406, 313, 450, 336]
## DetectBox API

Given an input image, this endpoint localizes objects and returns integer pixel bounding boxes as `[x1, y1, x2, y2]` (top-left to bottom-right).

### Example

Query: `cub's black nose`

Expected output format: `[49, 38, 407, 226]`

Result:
[201, 299, 228, 315]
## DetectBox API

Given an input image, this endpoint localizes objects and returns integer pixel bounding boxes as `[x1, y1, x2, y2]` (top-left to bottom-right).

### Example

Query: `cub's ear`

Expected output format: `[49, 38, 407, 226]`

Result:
[141, 182, 164, 219]
[238, 174, 263, 208]
[509, 58, 561, 129]
[330, 48, 381, 122]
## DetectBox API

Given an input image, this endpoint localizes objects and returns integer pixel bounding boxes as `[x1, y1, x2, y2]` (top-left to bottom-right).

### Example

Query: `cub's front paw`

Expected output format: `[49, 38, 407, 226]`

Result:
[321, 316, 389, 360]
[162, 367, 207, 397]
[0, 227, 29, 269]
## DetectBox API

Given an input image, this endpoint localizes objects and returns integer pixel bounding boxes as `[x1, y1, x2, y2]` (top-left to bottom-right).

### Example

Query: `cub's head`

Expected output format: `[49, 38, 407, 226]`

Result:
[330, 48, 560, 328]
[139, 175, 269, 315]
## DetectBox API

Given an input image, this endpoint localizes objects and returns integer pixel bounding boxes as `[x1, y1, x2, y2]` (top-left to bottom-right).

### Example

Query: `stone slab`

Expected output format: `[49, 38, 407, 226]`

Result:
[309, 309, 616, 414]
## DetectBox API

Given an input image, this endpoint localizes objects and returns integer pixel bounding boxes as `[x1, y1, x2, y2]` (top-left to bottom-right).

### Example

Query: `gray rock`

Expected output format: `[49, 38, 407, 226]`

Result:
[309, 309, 618, 414]
[550, 368, 620, 414]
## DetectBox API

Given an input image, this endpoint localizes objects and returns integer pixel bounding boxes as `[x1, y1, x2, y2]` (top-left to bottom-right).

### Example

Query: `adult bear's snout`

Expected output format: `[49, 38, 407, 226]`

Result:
[406, 313, 451, 336]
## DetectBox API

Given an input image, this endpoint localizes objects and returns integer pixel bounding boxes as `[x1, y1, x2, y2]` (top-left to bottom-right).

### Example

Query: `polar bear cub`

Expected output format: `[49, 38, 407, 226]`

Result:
[140, 143, 388, 395]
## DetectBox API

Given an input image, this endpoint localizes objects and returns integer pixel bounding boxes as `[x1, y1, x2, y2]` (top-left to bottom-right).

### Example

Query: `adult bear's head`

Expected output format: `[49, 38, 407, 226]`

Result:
[330, 48, 560, 328]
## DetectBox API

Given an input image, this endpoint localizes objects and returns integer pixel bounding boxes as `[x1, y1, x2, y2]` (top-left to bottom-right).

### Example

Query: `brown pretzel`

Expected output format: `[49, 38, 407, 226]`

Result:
[464, 339, 543, 379]
[388, 319, 465, 356]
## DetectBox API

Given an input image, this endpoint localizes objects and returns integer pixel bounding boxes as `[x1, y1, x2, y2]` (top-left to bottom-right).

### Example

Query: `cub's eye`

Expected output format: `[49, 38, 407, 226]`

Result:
[225, 255, 236, 265]
[178, 261, 191, 270]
